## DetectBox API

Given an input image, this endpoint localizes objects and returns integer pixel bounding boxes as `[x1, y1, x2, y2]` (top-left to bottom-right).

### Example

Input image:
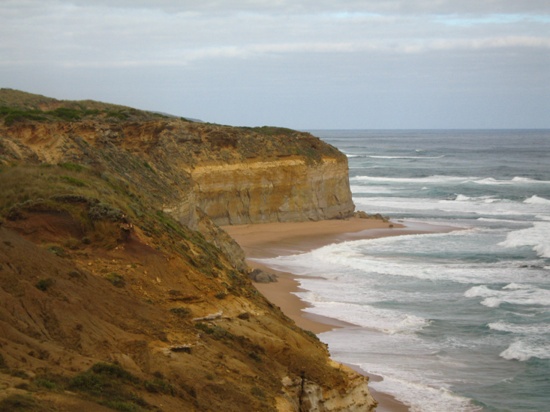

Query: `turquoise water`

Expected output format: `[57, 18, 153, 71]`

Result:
[258, 130, 550, 411]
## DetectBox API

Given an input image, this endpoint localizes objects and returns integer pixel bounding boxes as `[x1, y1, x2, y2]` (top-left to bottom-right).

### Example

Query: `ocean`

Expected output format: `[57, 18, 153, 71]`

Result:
[256, 130, 550, 412]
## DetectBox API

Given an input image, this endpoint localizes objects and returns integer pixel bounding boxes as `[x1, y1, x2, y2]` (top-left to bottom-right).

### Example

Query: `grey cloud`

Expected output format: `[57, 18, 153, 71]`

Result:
[1, 0, 549, 128]
[18, 0, 550, 15]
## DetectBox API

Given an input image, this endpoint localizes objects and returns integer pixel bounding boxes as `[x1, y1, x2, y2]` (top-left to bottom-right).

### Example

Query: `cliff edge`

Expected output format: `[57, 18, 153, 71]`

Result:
[0, 89, 374, 412]
[0, 89, 354, 227]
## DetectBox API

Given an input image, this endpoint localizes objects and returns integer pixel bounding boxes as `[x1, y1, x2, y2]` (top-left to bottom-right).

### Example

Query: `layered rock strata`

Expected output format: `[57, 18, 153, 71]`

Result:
[0, 96, 354, 227]
[0, 90, 373, 412]
[191, 157, 354, 225]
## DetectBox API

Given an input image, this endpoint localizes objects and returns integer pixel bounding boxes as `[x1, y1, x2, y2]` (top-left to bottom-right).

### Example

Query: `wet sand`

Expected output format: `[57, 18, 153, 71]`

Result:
[223, 217, 444, 412]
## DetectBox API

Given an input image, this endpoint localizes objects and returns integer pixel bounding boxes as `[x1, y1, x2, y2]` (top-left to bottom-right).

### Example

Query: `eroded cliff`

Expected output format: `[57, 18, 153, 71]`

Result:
[0, 88, 354, 228]
[191, 156, 353, 225]
[0, 89, 374, 412]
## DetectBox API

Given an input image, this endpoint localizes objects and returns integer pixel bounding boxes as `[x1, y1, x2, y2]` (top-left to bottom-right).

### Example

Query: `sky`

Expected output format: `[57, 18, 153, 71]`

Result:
[1, 0, 550, 129]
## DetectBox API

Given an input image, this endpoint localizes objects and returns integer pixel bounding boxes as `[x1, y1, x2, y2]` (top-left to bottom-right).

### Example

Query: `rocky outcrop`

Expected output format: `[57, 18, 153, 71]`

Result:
[191, 157, 354, 225]
[0, 115, 355, 269]
[279, 363, 378, 411]
[0, 91, 355, 227]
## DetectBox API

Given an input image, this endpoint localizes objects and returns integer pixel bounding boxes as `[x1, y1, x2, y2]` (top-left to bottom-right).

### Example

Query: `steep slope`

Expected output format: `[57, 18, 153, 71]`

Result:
[0, 89, 355, 227]
[0, 90, 375, 411]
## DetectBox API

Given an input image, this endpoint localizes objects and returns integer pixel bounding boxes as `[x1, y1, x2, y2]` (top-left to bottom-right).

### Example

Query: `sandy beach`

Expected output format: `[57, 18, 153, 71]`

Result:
[223, 217, 446, 412]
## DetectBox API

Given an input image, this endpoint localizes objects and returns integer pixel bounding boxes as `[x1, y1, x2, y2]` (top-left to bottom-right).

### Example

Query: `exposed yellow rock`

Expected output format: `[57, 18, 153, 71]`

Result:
[191, 157, 354, 225]
[0, 89, 374, 411]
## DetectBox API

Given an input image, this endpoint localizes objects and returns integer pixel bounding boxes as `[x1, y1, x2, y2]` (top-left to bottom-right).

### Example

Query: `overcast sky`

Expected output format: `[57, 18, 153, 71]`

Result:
[1, 1, 549, 129]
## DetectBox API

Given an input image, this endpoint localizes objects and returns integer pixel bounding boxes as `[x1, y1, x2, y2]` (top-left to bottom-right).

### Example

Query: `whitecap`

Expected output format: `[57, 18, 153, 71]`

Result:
[367, 155, 445, 160]
[449, 194, 500, 203]
[477, 217, 526, 224]
[488, 321, 549, 335]
[352, 174, 469, 184]
[512, 177, 550, 184]
[464, 284, 550, 307]
[354, 195, 534, 220]
[481, 297, 502, 308]
[472, 177, 550, 186]
[367, 371, 481, 412]
[498, 222, 550, 258]
[301, 300, 430, 335]
[500, 340, 550, 361]
[464, 285, 493, 298]
[503, 283, 530, 290]
[524, 195, 550, 205]
[472, 177, 513, 185]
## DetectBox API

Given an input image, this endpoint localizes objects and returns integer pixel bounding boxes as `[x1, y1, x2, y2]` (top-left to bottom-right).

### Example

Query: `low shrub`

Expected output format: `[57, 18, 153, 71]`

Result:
[35, 278, 55, 291]
[169, 307, 191, 318]
[0, 394, 39, 410]
[69, 363, 147, 411]
[106, 273, 125, 288]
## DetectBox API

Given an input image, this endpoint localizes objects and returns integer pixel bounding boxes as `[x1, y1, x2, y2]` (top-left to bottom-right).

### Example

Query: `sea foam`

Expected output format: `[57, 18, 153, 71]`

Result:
[301, 300, 429, 335]
[500, 339, 550, 361]
[488, 321, 549, 335]
[464, 284, 550, 308]
[524, 194, 550, 204]
[366, 369, 481, 412]
[498, 222, 550, 258]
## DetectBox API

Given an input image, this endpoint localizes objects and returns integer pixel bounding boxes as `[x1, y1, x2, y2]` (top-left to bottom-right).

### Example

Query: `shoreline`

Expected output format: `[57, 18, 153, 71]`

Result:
[223, 217, 456, 412]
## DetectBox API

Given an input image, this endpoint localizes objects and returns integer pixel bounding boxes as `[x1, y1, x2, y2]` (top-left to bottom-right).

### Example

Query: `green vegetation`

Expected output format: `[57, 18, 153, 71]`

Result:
[58, 162, 86, 172]
[29, 362, 173, 411]
[143, 378, 175, 395]
[154, 210, 188, 240]
[106, 272, 126, 288]
[251, 386, 266, 399]
[33, 377, 58, 390]
[0, 106, 98, 125]
[0, 163, 226, 280]
[59, 175, 87, 187]
[194, 322, 265, 362]
[169, 307, 192, 318]
[0, 107, 47, 125]
[0, 165, 116, 217]
[0, 394, 44, 411]
[248, 352, 262, 362]
[0, 92, 165, 125]
[68, 363, 147, 411]
[47, 245, 68, 257]
[194, 322, 223, 337]
[238, 125, 297, 137]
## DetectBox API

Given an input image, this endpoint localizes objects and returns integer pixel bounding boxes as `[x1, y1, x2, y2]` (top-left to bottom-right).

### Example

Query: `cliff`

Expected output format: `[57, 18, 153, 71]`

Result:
[0, 89, 375, 411]
[0, 89, 354, 227]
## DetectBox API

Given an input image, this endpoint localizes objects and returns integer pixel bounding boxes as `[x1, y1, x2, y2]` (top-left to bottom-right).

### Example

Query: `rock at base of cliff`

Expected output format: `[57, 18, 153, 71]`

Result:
[248, 268, 278, 283]
[355, 210, 390, 222]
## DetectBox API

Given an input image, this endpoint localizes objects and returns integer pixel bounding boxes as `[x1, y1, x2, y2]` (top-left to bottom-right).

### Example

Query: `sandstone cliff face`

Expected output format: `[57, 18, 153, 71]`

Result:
[0, 116, 355, 269]
[278, 362, 377, 411]
[191, 157, 354, 225]
[0, 105, 354, 227]
[0, 90, 373, 412]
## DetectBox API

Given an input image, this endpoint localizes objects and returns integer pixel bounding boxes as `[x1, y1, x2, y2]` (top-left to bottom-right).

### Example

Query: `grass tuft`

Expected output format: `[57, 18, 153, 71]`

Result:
[105, 273, 126, 288]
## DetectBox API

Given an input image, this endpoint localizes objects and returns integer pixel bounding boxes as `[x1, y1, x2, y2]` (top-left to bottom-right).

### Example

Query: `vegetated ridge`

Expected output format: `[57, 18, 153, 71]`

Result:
[0, 89, 375, 411]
